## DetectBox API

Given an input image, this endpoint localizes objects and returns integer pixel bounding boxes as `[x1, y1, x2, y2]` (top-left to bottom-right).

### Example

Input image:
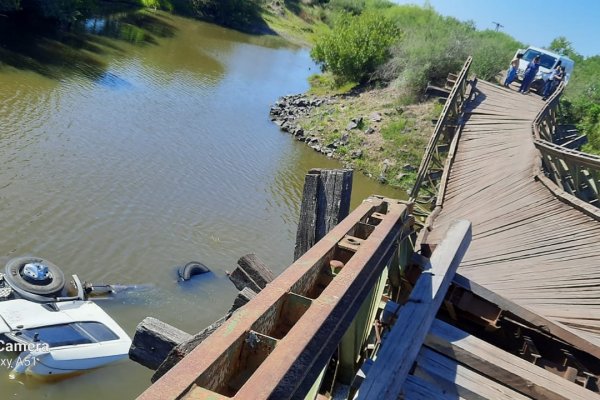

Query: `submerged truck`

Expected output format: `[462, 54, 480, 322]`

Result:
[515, 46, 575, 93]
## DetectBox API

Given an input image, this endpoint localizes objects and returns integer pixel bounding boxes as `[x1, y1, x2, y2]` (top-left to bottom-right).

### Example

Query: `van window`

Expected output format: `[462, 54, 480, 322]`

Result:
[18, 322, 119, 348]
[522, 49, 557, 69]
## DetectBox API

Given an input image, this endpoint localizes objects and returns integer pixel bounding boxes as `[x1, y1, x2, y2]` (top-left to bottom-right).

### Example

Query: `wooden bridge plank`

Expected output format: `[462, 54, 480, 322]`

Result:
[452, 273, 600, 361]
[401, 375, 462, 400]
[357, 220, 472, 400]
[426, 319, 600, 400]
[414, 347, 531, 400]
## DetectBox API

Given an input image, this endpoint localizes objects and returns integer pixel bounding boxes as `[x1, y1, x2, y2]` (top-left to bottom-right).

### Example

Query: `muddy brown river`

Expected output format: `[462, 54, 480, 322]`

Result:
[0, 10, 402, 398]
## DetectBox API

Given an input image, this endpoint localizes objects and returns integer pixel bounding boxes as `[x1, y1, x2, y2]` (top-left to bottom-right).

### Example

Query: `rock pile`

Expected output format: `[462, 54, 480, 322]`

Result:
[270, 94, 389, 167]
[269, 94, 327, 138]
[269, 94, 338, 157]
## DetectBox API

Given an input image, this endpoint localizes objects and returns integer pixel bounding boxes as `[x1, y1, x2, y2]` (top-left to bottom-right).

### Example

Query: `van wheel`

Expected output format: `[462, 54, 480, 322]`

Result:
[4, 257, 65, 296]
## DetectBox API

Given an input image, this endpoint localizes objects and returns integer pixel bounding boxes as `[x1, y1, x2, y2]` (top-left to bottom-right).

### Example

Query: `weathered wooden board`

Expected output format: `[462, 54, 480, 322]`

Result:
[129, 317, 192, 370]
[236, 254, 274, 288]
[414, 347, 530, 400]
[426, 319, 600, 400]
[357, 220, 472, 400]
[452, 273, 600, 361]
[401, 375, 460, 400]
[152, 314, 230, 382]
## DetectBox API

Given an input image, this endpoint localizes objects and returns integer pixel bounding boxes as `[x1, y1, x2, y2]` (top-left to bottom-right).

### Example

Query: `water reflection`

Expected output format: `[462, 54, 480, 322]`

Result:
[0, 15, 108, 79]
[95, 71, 134, 89]
[0, 10, 177, 80]
[79, 12, 176, 44]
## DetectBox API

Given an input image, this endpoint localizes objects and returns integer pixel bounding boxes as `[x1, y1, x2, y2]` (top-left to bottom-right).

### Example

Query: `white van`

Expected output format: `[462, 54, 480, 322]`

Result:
[515, 46, 574, 92]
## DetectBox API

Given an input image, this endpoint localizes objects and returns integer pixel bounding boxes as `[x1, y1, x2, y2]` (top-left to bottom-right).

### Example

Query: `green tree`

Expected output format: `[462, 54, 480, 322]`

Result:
[381, 12, 472, 94]
[549, 36, 575, 56]
[328, 0, 365, 15]
[549, 36, 583, 63]
[580, 103, 600, 155]
[311, 11, 400, 83]
[471, 30, 523, 80]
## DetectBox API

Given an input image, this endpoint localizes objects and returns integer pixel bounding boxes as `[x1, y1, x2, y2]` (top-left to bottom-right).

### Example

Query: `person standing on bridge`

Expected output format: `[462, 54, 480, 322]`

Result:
[519, 55, 541, 94]
[542, 64, 564, 100]
[504, 53, 523, 87]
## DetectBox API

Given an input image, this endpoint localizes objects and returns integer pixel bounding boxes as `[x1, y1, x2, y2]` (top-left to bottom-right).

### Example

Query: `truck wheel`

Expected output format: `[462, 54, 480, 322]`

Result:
[4, 257, 65, 296]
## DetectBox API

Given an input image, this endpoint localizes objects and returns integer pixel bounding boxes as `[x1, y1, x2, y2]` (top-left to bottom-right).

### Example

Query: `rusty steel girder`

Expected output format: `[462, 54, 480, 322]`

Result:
[137, 196, 413, 400]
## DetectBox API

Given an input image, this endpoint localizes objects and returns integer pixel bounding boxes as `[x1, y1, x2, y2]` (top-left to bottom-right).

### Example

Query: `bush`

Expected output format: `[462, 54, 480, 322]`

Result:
[574, 102, 600, 155]
[373, 5, 524, 96]
[141, 0, 173, 10]
[381, 13, 471, 94]
[470, 30, 523, 81]
[364, 0, 393, 9]
[561, 56, 600, 154]
[311, 11, 399, 84]
[327, 0, 365, 15]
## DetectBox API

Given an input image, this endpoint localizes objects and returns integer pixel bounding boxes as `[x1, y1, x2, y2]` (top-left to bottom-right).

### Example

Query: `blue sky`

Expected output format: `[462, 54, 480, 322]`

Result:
[392, 0, 599, 57]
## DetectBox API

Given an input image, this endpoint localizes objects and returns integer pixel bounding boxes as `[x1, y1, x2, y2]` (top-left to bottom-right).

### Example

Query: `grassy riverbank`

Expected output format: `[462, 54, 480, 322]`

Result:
[295, 85, 439, 187]
[266, 1, 600, 187]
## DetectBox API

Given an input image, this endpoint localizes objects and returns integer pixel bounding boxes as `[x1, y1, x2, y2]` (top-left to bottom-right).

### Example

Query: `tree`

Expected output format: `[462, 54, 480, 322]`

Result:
[549, 36, 582, 62]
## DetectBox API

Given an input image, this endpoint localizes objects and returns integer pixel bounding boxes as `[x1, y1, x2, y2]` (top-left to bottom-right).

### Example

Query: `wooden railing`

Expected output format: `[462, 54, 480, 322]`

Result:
[138, 196, 414, 400]
[409, 57, 474, 224]
[532, 84, 600, 215]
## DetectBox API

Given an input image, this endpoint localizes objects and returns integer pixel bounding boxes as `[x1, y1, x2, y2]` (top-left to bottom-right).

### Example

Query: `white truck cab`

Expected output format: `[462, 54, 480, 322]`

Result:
[516, 46, 574, 92]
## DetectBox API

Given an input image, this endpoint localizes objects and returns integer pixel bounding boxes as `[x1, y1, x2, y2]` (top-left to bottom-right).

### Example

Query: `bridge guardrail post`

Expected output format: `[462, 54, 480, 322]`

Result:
[408, 57, 474, 235]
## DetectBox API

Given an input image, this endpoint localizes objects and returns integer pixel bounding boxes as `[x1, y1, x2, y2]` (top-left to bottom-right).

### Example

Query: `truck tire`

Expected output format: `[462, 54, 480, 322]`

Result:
[4, 256, 65, 296]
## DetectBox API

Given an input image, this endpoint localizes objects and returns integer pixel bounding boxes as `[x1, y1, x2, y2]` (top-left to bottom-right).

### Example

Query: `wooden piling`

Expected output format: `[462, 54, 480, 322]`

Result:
[294, 169, 353, 260]
[128, 317, 192, 371]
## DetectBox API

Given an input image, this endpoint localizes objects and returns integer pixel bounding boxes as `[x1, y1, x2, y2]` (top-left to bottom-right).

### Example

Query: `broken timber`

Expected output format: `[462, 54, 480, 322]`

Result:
[129, 317, 192, 371]
[227, 253, 275, 292]
[452, 272, 600, 362]
[425, 319, 599, 400]
[129, 254, 270, 372]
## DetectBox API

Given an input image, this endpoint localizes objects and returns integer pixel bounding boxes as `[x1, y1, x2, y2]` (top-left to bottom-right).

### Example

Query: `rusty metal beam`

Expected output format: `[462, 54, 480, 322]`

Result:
[137, 197, 413, 400]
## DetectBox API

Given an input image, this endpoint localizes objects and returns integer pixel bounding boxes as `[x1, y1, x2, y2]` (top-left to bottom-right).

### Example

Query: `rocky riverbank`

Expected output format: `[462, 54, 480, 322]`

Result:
[269, 87, 437, 188]
[270, 94, 340, 157]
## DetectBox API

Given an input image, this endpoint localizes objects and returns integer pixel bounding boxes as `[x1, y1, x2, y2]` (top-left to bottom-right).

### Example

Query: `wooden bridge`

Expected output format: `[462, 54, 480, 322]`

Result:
[424, 79, 600, 347]
[132, 58, 600, 399]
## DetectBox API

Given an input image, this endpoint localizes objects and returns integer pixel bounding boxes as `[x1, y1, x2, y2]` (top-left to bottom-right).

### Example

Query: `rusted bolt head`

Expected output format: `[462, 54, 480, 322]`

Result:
[330, 260, 344, 273]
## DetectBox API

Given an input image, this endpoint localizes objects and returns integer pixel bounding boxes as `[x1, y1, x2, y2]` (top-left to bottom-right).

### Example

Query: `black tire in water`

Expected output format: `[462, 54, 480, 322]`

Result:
[178, 261, 210, 281]
[4, 256, 65, 296]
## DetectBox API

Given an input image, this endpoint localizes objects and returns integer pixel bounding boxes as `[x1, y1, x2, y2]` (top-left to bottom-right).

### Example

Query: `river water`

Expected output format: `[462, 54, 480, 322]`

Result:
[0, 10, 402, 399]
